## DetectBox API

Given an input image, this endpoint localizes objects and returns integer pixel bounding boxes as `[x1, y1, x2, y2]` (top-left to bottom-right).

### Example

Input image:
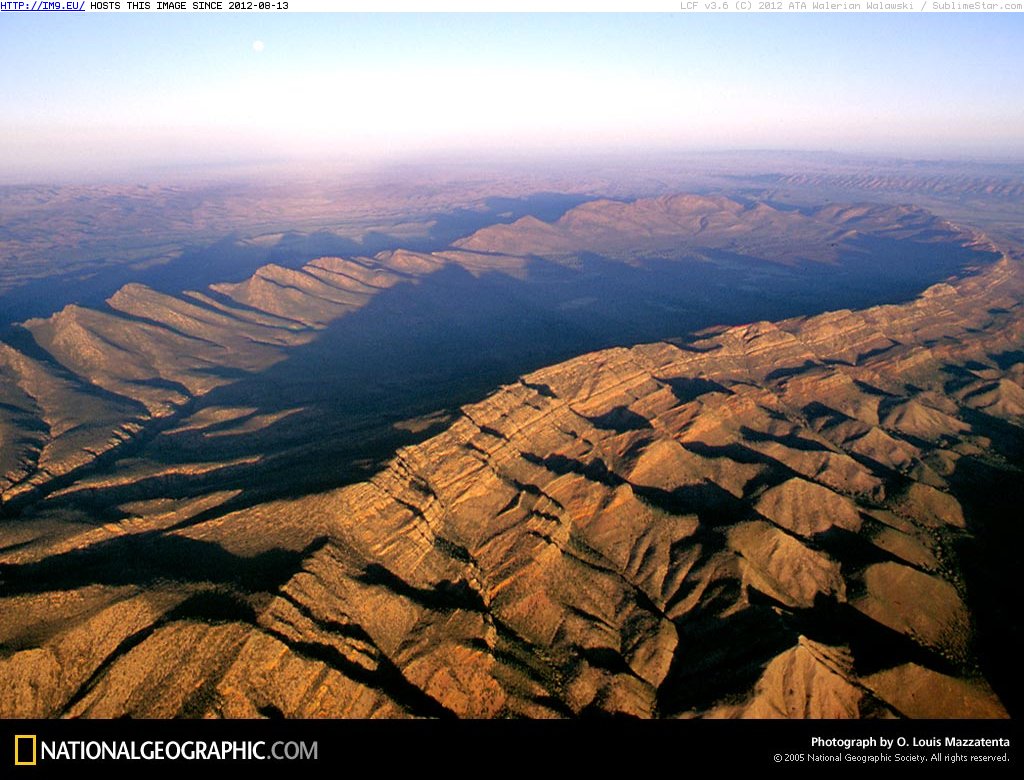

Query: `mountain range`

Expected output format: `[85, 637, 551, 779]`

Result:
[0, 194, 1018, 719]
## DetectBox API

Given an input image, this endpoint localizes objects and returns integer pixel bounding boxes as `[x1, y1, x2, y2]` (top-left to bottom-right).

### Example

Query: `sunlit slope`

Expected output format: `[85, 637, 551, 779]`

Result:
[1, 240, 1021, 717]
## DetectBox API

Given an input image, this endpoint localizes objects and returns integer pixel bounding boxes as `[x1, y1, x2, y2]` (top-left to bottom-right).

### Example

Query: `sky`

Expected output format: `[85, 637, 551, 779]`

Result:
[1, 13, 1022, 181]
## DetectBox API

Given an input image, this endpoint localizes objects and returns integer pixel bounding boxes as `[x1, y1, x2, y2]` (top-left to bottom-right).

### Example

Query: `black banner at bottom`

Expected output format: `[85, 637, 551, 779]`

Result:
[1, 718, 1019, 772]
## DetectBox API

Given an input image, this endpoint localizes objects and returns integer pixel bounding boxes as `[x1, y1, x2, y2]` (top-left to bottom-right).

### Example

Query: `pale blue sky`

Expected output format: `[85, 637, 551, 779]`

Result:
[1, 13, 1021, 181]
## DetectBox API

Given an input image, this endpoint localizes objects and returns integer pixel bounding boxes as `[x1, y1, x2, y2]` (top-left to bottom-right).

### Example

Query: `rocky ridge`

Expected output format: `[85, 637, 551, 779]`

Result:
[1, 195, 975, 509]
[1, 240, 1020, 718]
[0, 194, 1019, 719]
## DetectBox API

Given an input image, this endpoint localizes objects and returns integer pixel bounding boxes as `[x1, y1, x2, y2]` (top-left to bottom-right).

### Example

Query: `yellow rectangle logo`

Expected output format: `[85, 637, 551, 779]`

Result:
[14, 735, 37, 766]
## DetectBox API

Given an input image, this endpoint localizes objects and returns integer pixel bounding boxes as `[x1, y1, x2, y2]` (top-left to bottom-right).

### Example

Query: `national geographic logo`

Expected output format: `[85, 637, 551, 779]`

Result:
[11, 735, 316, 764]
[14, 735, 37, 766]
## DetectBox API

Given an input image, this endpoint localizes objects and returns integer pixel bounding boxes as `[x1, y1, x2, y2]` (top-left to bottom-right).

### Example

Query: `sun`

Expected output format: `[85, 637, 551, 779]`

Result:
[252, 40, 265, 53]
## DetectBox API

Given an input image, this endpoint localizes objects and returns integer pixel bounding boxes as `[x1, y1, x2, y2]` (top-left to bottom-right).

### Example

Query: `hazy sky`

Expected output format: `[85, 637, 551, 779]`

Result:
[2, 13, 1022, 181]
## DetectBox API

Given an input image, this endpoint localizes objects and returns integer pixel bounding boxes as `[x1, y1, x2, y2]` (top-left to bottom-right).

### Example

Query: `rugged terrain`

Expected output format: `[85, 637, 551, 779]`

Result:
[0, 193, 1019, 718]
[0, 194, 991, 512]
